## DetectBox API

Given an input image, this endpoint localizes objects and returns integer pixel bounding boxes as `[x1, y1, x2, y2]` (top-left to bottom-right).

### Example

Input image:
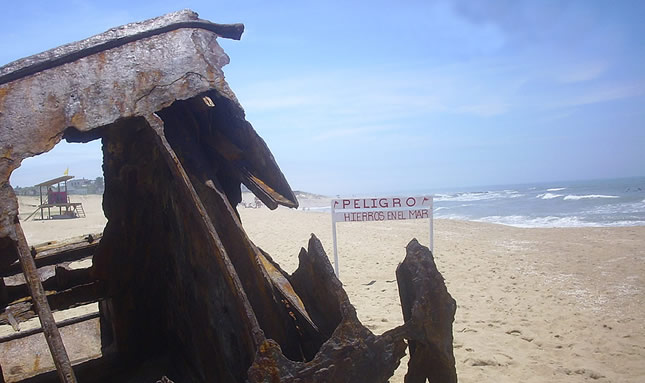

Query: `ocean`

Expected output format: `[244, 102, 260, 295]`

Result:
[429, 177, 645, 228]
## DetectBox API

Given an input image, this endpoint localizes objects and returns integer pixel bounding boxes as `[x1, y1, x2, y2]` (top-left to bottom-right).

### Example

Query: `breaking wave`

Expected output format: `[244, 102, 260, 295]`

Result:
[547, 187, 566, 192]
[474, 215, 645, 228]
[563, 194, 619, 200]
[435, 190, 523, 202]
[537, 193, 563, 200]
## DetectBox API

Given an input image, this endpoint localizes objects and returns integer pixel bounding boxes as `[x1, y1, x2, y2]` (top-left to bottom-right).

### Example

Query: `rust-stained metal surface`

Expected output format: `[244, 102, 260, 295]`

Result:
[13, 224, 77, 382]
[0, 10, 457, 383]
[0, 9, 295, 244]
[0, 8, 296, 263]
[247, 235, 407, 383]
[398, 239, 458, 383]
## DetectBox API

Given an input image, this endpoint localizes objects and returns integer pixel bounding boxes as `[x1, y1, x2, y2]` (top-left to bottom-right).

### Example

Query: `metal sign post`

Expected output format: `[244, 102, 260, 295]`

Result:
[331, 202, 340, 277]
[331, 195, 433, 277]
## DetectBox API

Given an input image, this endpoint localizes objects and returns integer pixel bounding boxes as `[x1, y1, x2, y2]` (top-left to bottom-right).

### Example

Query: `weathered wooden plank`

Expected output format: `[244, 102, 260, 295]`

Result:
[2, 235, 99, 277]
[46, 282, 104, 315]
[32, 233, 101, 254]
[0, 311, 99, 343]
[4, 263, 94, 304]
[0, 281, 104, 325]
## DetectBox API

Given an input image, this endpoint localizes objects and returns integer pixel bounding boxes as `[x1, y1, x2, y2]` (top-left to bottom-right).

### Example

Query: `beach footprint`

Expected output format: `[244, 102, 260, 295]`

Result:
[557, 367, 606, 380]
[464, 353, 513, 367]
[505, 328, 536, 343]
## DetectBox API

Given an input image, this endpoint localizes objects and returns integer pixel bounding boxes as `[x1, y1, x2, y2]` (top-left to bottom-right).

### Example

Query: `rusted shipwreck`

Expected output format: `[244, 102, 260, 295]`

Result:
[0, 10, 457, 383]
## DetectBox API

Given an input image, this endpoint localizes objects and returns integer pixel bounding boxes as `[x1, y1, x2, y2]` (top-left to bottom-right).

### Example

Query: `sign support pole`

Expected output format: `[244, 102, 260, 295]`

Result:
[331, 203, 339, 277]
[429, 196, 434, 254]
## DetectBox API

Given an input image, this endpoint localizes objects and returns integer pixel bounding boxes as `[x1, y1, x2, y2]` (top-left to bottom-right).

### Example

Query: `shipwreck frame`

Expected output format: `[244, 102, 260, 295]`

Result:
[0, 10, 457, 383]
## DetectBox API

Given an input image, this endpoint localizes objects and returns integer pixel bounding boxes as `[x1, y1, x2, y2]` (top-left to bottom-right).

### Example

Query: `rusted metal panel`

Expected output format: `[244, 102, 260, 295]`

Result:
[0, 9, 294, 244]
[93, 116, 263, 381]
[0, 10, 243, 85]
[0, 12, 234, 184]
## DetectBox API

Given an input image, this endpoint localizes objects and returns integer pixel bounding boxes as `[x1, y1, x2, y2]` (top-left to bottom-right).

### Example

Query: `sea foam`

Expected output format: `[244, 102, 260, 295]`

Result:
[547, 187, 566, 192]
[475, 215, 591, 228]
[435, 190, 522, 202]
[474, 215, 645, 228]
[537, 193, 563, 200]
[563, 194, 619, 200]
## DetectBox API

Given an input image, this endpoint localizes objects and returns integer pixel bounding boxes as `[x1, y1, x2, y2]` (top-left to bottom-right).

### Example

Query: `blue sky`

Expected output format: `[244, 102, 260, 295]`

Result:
[3, 0, 644, 195]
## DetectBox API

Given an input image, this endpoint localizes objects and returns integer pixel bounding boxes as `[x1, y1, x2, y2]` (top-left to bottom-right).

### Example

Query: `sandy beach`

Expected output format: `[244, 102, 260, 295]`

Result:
[4, 194, 645, 382]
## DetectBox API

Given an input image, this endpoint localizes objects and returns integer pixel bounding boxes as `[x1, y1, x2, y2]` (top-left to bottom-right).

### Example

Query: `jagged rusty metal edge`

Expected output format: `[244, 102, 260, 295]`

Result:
[248, 236, 459, 382]
[397, 239, 458, 383]
[247, 235, 407, 383]
[0, 10, 240, 181]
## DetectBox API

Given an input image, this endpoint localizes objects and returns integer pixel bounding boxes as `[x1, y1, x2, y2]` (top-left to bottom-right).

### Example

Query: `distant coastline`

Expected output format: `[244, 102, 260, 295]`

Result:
[286, 177, 645, 229]
[16, 176, 645, 229]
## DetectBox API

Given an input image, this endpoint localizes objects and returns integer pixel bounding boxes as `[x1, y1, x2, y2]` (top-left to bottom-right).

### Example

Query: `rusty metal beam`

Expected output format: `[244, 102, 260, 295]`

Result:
[0, 15, 243, 86]
[14, 223, 77, 383]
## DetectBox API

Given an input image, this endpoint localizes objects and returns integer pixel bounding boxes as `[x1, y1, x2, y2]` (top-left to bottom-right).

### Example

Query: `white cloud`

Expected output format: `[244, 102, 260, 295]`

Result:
[235, 61, 521, 131]
[455, 101, 510, 117]
[553, 82, 645, 108]
[557, 61, 608, 84]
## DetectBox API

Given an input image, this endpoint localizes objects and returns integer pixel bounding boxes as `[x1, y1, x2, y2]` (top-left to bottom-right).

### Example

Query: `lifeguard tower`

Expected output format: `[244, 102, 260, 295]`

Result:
[25, 175, 86, 220]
